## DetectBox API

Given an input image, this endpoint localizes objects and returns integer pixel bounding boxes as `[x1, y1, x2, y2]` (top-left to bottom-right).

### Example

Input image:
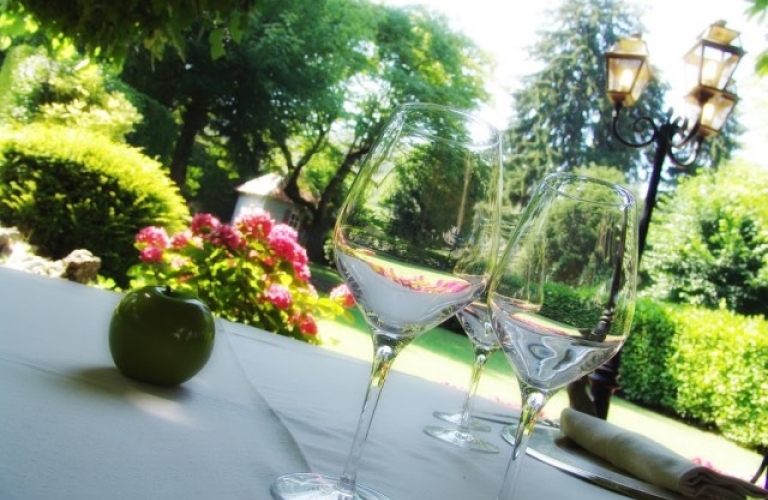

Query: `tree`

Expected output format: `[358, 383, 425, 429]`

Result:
[643, 160, 768, 318]
[503, 0, 666, 207]
[748, 0, 768, 76]
[123, 0, 491, 263]
[285, 4, 490, 263]
[120, 0, 375, 191]
[0, 0, 260, 61]
[0, 44, 140, 141]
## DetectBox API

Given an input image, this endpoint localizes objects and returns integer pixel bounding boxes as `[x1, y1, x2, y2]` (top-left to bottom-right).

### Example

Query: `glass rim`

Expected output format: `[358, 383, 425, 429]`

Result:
[538, 172, 635, 208]
[396, 101, 502, 149]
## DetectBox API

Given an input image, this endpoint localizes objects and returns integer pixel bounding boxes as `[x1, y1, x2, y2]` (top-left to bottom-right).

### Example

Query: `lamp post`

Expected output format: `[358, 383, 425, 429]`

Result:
[586, 21, 744, 419]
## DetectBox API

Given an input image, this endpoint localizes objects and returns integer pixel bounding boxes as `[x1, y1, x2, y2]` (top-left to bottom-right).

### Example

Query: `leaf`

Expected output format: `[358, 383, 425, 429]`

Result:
[209, 28, 225, 60]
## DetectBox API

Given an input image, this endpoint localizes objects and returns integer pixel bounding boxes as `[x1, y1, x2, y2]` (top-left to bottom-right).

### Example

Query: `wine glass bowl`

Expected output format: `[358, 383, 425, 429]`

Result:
[270, 102, 502, 500]
[489, 172, 638, 499]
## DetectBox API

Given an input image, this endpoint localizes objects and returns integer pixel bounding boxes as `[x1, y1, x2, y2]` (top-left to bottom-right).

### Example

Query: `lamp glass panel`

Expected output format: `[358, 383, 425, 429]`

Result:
[700, 45, 740, 90]
[607, 57, 640, 94]
[631, 62, 652, 104]
[700, 92, 736, 135]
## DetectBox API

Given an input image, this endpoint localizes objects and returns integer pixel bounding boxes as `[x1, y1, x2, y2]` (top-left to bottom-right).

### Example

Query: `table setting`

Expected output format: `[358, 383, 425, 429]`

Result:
[2, 101, 767, 500]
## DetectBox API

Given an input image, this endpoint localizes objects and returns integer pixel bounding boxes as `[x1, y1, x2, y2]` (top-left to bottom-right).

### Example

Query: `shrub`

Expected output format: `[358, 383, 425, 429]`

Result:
[643, 161, 768, 317]
[620, 300, 768, 451]
[668, 306, 768, 449]
[128, 209, 354, 344]
[618, 298, 678, 409]
[0, 124, 189, 285]
[0, 45, 141, 141]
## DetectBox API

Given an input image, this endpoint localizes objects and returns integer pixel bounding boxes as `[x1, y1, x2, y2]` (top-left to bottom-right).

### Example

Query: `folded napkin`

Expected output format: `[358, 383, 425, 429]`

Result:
[560, 408, 768, 500]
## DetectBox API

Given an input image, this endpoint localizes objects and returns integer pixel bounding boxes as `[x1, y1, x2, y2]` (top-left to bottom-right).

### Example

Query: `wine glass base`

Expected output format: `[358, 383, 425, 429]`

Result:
[432, 410, 491, 432]
[270, 473, 391, 500]
[500, 424, 517, 446]
[423, 425, 500, 454]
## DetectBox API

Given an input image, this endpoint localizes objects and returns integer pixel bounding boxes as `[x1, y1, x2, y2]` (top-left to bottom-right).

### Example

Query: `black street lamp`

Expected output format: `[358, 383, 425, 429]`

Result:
[586, 22, 745, 419]
[605, 23, 743, 258]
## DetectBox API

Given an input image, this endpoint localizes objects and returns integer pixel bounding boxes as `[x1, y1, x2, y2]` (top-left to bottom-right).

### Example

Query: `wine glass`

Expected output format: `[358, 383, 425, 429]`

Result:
[488, 172, 638, 499]
[423, 222, 515, 454]
[270, 102, 503, 500]
[423, 300, 501, 453]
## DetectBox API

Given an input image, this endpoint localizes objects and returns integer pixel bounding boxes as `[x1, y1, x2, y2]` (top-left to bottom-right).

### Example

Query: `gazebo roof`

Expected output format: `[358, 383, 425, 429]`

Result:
[236, 173, 293, 203]
[236, 172, 318, 206]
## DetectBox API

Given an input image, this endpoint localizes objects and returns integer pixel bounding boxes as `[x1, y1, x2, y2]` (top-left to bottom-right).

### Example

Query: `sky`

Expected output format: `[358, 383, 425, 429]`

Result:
[378, 0, 767, 165]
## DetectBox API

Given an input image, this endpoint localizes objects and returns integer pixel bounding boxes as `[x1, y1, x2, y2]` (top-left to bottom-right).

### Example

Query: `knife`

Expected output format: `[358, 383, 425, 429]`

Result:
[472, 410, 560, 429]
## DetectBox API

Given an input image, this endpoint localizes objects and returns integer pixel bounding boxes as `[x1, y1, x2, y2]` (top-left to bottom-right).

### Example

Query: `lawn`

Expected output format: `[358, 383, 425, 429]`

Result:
[316, 307, 764, 482]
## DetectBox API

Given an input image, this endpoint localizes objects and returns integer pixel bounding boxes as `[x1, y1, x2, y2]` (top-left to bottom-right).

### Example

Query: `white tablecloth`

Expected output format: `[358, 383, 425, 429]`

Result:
[0, 267, 629, 499]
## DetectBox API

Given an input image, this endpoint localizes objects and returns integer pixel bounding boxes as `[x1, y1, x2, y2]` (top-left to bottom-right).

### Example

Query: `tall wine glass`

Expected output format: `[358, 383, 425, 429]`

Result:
[270, 102, 503, 500]
[423, 222, 515, 454]
[488, 172, 638, 499]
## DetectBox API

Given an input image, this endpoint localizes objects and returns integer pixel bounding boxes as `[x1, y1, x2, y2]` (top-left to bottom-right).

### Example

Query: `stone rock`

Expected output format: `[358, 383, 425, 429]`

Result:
[0, 226, 22, 257]
[62, 249, 102, 284]
[1, 226, 101, 283]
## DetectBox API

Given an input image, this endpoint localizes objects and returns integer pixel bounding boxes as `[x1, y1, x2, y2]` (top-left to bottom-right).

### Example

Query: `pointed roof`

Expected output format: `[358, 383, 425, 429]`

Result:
[236, 172, 319, 206]
[236, 173, 293, 203]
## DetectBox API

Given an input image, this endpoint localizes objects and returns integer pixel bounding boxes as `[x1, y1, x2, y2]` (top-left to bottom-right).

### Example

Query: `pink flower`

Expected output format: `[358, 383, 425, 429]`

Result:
[293, 261, 311, 282]
[135, 226, 169, 249]
[296, 313, 318, 335]
[265, 283, 293, 309]
[170, 256, 189, 269]
[170, 230, 192, 249]
[330, 284, 355, 308]
[209, 224, 244, 250]
[190, 213, 221, 236]
[268, 224, 302, 263]
[139, 246, 164, 263]
[235, 208, 274, 240]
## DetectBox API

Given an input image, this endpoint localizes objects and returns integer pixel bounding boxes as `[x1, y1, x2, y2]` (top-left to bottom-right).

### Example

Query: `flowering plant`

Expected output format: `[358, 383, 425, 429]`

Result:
[128, 209, 354, 344]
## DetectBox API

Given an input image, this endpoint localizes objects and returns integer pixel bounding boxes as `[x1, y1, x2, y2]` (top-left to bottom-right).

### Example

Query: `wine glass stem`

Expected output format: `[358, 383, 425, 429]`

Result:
[337, 340, 399, 495]
[496, 390, 548, 500]
[458, 350, 490, 430]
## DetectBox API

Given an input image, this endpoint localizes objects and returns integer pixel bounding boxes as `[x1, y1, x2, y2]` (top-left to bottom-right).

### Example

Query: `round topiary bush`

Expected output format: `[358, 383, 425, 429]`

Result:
[0, 124, 189, 286]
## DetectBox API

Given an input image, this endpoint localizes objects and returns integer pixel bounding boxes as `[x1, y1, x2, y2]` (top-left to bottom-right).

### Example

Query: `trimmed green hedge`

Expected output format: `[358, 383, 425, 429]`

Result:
[502, 284, 768, 451]
[621, 298, 768, 451]
[0, 124, 189, 285]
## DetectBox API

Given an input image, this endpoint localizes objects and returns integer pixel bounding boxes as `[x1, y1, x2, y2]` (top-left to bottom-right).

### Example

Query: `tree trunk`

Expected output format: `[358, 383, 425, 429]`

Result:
[169, 98, 209, 189]
[304, 147, 369, 264]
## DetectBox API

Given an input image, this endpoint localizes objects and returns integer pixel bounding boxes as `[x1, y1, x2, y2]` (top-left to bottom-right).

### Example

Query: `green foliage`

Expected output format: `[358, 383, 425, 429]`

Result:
[643, 161, 768, 317]
[0, 124, 189, 285]
[620, 300, 768, 451]
[747, 0, 768, 76]
[1, 0, 261, 61]
[121, 0, 491, 263]
[128, 211, 354, 344]
[186, 144, 241, 219]
[618, 298, 679, 407]
[668, 306, 768, 449]
[499, 0, 742, 208]
[0, 44, 140, 140]
[540, 282, 605, 328]
[117, 84, 178, 165]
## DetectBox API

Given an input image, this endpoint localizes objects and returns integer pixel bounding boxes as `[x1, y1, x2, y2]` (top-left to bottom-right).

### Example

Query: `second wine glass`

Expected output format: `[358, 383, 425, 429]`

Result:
[489, 172, 638, 499]
[423, 221, 516, 454]
[270, 102, 503, 500]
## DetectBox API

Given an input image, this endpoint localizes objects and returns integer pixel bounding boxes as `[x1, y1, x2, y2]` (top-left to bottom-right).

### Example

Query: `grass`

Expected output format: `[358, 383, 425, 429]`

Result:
[316, 307, 764, 482]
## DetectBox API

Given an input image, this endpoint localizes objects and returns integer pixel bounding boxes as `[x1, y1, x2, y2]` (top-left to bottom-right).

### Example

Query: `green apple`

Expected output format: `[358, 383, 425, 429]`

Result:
[109, 285, 215, 386]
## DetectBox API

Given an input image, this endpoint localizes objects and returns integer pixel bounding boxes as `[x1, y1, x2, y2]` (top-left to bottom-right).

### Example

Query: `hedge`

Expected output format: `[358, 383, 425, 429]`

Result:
[621, 298, 768, 451]
[491, 284, 768, 451]
[0, 124, 189, 286]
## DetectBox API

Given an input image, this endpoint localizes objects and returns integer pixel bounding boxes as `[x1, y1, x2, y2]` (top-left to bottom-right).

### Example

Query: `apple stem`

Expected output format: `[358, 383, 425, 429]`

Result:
[165, 285, 172, 295]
